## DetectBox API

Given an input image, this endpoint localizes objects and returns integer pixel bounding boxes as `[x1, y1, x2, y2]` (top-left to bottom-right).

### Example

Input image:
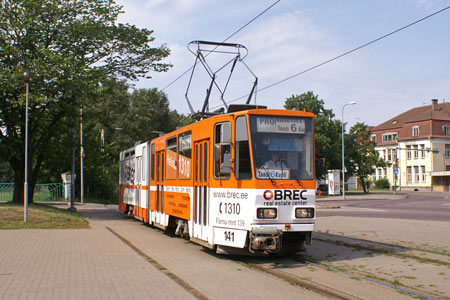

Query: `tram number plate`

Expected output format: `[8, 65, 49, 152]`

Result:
[214, 227, 247, 248]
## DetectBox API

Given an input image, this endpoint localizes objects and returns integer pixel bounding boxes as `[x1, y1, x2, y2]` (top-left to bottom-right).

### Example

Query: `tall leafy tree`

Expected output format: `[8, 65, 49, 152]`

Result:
[0, 0, 171, 203]
[347, 122, 385, 192]
[284, 91, 342, 178]
[81, 83, 193, 200]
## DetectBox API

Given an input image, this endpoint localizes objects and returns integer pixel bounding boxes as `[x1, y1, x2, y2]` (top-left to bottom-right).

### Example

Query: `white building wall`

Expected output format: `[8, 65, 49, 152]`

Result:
[375, 139, 435, 190]
[398, 139, 432, 190]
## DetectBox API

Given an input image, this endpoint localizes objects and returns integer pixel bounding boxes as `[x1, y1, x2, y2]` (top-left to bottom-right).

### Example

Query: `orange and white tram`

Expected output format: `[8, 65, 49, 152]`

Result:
[119, 104, 317, 254]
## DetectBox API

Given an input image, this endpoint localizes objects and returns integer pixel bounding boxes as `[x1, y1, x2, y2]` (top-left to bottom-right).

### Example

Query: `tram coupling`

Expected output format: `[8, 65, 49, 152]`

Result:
[249, 231, 282, 253]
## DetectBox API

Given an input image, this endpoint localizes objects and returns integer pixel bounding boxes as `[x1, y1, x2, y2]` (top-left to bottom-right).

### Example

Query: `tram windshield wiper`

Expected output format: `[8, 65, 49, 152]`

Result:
[257, 155, 275, 184]
[281, 158, 302, 186]
[261, 165, 275, 184]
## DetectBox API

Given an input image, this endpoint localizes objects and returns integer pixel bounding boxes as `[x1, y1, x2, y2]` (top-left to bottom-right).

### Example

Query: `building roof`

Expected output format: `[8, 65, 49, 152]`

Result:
[372, 100, 450, 131]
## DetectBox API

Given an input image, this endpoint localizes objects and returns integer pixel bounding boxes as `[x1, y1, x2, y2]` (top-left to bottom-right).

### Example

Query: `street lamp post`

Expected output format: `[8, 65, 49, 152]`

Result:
[80, 107, 84, 204]
[342, 101, 356, 199]
[23, 71, 33, 222]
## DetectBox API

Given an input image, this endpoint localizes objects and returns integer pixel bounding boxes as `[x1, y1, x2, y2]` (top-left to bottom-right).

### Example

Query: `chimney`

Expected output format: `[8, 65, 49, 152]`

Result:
[431, 99, 438, 111]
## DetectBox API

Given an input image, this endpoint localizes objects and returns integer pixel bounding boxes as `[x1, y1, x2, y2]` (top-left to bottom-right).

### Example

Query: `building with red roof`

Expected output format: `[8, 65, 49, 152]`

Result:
[370, 99, 450, 192]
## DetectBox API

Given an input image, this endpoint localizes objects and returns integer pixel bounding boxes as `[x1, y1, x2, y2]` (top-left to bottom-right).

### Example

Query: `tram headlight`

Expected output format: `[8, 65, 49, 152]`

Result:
[257, 208, 277, 219]
[295, 208, 315, 218]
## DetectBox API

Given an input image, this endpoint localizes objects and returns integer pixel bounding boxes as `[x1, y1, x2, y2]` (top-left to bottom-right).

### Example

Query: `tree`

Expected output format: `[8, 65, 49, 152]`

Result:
[284, 92, 342, 178]
[347, 122, 385, 193]
[0, 161, 14, 182]
[79, 82, 193, 200]
[0, 0, 171, 203]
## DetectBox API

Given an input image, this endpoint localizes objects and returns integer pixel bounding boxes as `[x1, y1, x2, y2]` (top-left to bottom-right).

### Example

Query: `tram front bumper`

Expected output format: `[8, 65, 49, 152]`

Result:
[249, 223, 314, 252]
[250, 223, 314, 235]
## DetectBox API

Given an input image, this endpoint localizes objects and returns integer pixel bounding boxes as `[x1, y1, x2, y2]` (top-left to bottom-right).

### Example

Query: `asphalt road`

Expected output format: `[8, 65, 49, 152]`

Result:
[317, 192, 450, 222]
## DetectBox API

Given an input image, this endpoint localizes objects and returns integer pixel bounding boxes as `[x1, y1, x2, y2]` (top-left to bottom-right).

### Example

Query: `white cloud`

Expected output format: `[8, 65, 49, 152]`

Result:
[116, 0, 450, 125]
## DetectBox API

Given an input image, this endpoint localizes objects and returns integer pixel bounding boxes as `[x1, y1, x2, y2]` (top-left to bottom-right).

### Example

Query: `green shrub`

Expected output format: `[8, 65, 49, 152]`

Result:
[374, 178, 390, 189]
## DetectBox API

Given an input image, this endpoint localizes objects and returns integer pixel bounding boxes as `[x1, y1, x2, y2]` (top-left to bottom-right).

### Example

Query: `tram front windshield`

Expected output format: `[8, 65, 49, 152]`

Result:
[249, 115, 314, 180]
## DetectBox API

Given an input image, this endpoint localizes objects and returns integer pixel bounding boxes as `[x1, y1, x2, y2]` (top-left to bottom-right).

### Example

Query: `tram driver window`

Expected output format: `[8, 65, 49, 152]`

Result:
[235, 116, 252, 179]
[214, 122, 231, 179]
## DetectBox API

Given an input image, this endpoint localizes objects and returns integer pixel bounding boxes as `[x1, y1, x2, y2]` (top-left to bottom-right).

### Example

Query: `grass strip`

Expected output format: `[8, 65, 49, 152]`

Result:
[0, 202, 89, 229]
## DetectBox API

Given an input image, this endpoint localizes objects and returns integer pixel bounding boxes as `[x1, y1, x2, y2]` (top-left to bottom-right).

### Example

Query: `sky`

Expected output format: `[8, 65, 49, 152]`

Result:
[115, 0, 450, 128]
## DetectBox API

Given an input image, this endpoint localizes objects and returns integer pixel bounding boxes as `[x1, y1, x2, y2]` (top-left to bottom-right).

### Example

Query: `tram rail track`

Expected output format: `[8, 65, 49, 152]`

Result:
[236, 258, 362, 300]
[238, 254, 444, 300]
[106, 211, 448, 300]
[313, 233, 450, 267]
[314, 232, 450, 258]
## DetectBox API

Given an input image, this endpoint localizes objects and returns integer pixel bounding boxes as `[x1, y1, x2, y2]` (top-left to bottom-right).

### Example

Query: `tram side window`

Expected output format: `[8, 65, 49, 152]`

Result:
[214, 122, 231, 179]
[235, 116, 252, 179]
[166, 136, 177, 179]
[119, 161, 124, 183]
[136, 157, 141, 183]
[142, 146, 146, 181]
[178, 131, 192, 180]
[151, 144, 155, 180]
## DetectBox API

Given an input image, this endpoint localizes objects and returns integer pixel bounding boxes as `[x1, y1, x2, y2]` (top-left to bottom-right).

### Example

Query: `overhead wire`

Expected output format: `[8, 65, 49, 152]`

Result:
[220, 4, 450, 107]
[161, 0, 280, 92]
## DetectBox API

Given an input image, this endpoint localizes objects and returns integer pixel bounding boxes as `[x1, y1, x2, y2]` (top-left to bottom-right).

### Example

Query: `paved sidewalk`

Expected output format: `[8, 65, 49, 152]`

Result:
[1, 198, 448, 299]
[0, 204, 197, 300]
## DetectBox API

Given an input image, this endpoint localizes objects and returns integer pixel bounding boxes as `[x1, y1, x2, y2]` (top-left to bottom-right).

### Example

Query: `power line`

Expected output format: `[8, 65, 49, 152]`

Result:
[224, 4, 450, 106]
[161, 0, 280, 92]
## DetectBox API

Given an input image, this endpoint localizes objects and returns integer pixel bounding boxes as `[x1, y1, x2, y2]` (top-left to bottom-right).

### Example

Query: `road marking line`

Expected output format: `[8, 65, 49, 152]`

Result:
[341, 207, 386, 212]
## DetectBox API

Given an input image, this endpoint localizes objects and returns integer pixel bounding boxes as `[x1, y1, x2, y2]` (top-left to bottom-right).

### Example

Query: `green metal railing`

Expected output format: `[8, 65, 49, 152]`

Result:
[0, 183, 64, 202]
[0, 183, 14, 202]
[34, 183, 64, 201]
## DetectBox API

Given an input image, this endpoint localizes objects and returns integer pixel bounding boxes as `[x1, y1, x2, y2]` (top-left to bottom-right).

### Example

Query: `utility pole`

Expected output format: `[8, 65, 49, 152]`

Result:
[341, 101, 356, 199]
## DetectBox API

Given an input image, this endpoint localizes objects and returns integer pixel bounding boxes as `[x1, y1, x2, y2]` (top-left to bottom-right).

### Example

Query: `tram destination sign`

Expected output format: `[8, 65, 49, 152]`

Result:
[256, 116, 305, 134]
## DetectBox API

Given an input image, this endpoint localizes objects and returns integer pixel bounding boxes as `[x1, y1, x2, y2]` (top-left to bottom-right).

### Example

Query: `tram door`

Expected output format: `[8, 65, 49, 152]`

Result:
[155, 150, 165, 226]
[140, 144, 149, 222]
[193, 140, 210, 241]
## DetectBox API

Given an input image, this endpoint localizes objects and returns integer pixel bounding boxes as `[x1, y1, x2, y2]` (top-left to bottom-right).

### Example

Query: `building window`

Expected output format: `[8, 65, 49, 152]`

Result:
[421, 166, 426, 182]
[407, 145, 411, 160]
[382, 132, 398, 143]
[407, 166, 412, 183]
[387, 149, 392, 161]
[370, 134, 377, 143]
[412, 126, 419, 136]
[446, 144, 450, 158]
[420, 144, 425, 158]
[414, 166, 419, 183]
[413, 145, 418, 159]
[443, 125, 450, 136]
